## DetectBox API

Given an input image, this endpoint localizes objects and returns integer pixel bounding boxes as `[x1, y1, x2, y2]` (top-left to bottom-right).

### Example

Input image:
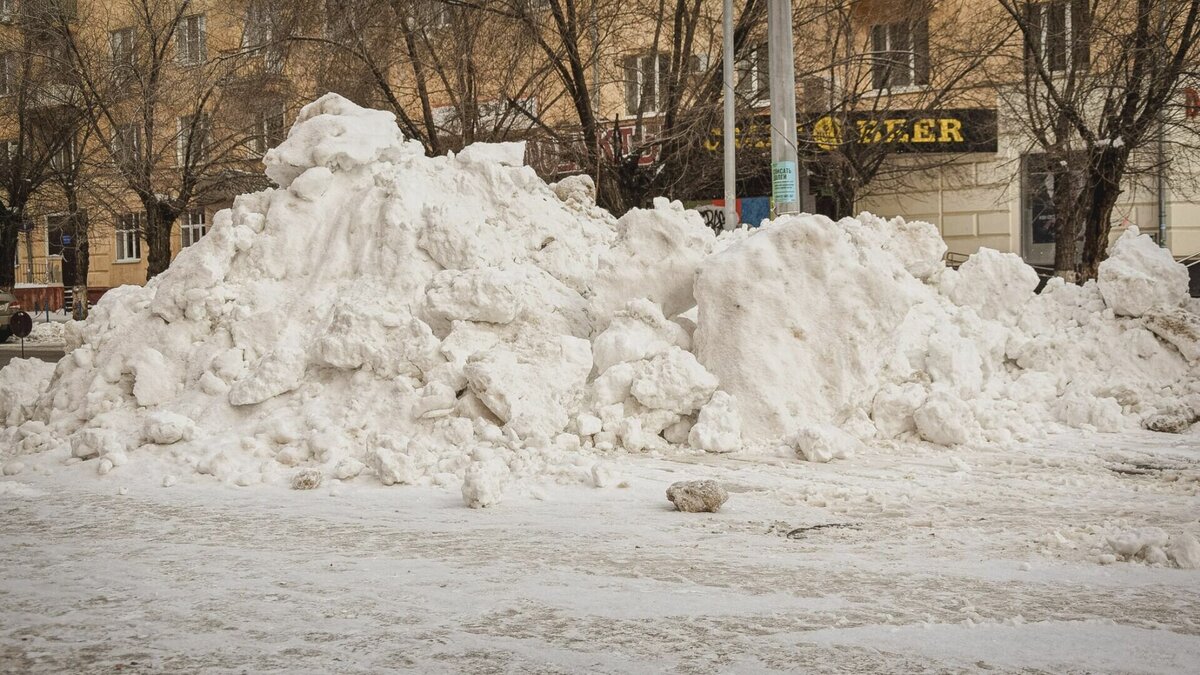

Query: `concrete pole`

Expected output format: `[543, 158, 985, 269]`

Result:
[722, 0, 737, 230]
[768, 0, 800, 217]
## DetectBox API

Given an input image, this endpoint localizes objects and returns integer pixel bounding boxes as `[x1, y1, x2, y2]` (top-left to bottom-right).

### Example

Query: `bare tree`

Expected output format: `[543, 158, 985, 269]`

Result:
[291, 1, 559, 158]
[53, 0, 285, 279]
[774, 0, 1010, 220]
[0, 3, 81, 292]
[996, 0, 1200, 280]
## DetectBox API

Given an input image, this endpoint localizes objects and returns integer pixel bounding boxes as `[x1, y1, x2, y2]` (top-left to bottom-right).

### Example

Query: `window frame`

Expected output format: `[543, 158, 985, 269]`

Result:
[623, 52, 671, 115]
[181, 208, 207, 248]
[256, 103, 287, 155]
[177, 113, 211, 167]
[115, 212, 143, 263]
[735, 43, 770, 104]
[112, 123, 141, 169]
[1026, 0, 1090, 74]
[177, 13, 207, 66]
[870, 19, 931, 91]
[0, 52, 16, 97]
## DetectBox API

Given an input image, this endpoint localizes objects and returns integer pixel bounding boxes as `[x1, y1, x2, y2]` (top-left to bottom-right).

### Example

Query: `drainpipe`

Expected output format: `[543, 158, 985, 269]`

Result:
[1157, 118, 1167, 248]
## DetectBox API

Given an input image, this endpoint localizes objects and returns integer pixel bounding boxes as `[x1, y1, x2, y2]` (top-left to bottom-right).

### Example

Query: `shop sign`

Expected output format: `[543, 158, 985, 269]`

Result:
[705, 108, 998, 154]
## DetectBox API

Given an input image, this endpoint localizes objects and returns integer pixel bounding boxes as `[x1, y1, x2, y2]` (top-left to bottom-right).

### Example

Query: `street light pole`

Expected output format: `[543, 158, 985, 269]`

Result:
[768, 0, 800, 217]
[721, 0, 737, 230]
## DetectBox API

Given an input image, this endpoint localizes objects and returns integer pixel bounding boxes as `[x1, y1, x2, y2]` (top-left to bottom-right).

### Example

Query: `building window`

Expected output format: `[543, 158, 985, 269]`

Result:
[110, 27, 135, 67]
[0, 138, 17, 164]
[521, 0, 549, 14]
[0, 52, 16, 97]
[870, 20, 930, 90]
[1026, 0, 1089, 73]
[177, 114, 210, 166]
[243, 1, 277, 48]
[736, 44, 769, 102]
[113, 123, 141, 169]
[624, 52, 670, 115]
[50, 135, 75, 172]
[256, 104, 287, 154]
[177, 14, 206, 65]
[116, 212, 143, 261]
[182, 209, 207, 247]
[414, 2, 451, 29]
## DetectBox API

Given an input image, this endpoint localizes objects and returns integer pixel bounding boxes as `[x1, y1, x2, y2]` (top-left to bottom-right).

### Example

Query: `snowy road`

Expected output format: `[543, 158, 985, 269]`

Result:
[2, 432, 1199, 673]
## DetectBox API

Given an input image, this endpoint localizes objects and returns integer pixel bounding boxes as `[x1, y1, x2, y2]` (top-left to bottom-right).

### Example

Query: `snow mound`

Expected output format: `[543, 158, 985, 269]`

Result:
[695, 215, 1198, 447]
[1098, 227, 1189, 317]
[2, 94, 1198, 497]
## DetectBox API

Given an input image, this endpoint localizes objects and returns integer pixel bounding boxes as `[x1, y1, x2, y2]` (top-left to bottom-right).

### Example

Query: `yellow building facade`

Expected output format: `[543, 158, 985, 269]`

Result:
[5, 0, 1198, 310]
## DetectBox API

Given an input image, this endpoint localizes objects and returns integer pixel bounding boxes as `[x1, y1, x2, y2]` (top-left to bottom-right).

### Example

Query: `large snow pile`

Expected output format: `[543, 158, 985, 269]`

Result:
[1, 94, 1197, 500]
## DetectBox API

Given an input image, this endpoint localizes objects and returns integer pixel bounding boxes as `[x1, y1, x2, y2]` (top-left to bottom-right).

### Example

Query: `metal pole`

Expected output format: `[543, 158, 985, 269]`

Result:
[768, 0, 800, 217]
[1157, 118, 1167, 248]
[722, 0, 737, 230]
[23, 220, 33, 284]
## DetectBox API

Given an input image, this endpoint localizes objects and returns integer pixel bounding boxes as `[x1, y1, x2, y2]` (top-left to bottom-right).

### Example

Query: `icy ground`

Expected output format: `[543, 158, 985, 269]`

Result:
[2, 431, 1197, 673]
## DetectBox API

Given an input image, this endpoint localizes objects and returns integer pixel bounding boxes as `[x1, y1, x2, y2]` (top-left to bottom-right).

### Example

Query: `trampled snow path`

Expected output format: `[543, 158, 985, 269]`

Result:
[2, 431, 1198, 673]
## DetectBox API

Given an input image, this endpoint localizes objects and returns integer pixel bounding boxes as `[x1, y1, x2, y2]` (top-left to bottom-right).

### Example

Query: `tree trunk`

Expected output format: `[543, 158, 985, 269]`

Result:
[1079, 149, 1128, 280]
[144, 201, 180, 280]
[0, 211, 17, 292]
[831, 181, 856, 220]
[1051, 164, 1080, 281]
[69, 202, 89, 320]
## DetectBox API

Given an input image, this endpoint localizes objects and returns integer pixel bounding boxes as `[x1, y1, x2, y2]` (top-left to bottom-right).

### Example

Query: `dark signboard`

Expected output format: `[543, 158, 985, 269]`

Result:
[9, 311, 32, 339]
[705, 108, 998, 155]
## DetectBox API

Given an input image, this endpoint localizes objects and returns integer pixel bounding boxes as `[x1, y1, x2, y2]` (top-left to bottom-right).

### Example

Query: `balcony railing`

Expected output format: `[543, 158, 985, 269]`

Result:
[14, 258, 62, 286]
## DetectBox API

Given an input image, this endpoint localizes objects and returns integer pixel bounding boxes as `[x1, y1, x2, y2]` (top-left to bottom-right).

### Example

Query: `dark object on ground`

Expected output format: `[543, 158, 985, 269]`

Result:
[786, 523, 861, 539]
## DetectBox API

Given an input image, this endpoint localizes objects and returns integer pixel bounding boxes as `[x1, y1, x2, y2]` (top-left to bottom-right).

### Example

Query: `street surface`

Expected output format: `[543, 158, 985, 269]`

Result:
[1, 431, 1197, 673]
[0, 344, 63, 367]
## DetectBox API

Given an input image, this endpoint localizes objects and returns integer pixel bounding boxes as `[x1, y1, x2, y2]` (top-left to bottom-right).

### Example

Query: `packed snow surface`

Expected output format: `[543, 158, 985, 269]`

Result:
[1, 94, 1198, 505]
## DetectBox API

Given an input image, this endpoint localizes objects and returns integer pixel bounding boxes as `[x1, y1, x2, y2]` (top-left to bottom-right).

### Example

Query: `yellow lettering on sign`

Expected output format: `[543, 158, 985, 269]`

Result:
[939, 118, 964, 143]
[857, 120, 882, 143]
[812, 116, 843, 150]
[884, 119, 909, 143]
[912, 119, 936, 142]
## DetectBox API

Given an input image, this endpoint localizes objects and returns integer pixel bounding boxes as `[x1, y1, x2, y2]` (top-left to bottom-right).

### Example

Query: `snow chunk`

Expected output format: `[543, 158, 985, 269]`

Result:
[943, 248, 1040, 323]
[786, 425, 862, 463]
[456, 141, 526, 167]
[591, 299, 689, 374]
[263, 93, 414, 187]
[629, 347, 718, 415]
[914, 390, 976, 446]
[142, 412, 197, 445]
[588, 200, 715, 327]
[1143, 306, 1200, 362]
[1098, 227, 1189, 317]
[1169, 534, 1200, 569]
[462, 450, 509, 508]
[694, 214, 925, 442]
[688, 391, 742, 453]
[129, 348, 178, 407]
[463, 334, 592, 440]
[0, 358, 55, 426]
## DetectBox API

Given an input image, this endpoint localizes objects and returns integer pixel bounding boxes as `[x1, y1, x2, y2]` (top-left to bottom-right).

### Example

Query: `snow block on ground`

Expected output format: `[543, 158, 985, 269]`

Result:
[1098, 227, 1189, 317]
